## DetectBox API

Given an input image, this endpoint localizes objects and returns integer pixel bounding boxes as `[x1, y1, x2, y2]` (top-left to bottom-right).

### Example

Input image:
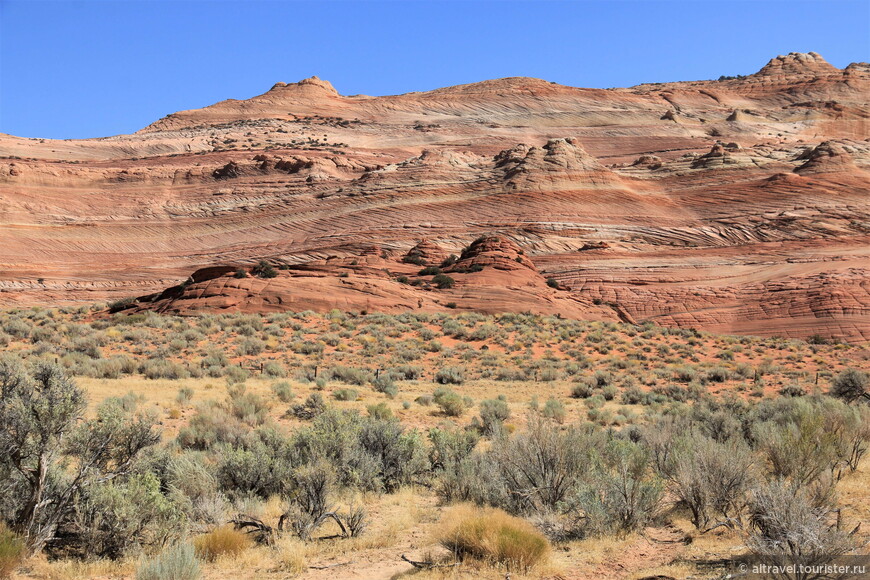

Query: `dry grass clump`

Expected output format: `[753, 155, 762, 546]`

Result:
[272, 536, 308, 575]
[437, 504, 550, 572]
[22, 555, 135, 580]
[192, 525, 252, 562]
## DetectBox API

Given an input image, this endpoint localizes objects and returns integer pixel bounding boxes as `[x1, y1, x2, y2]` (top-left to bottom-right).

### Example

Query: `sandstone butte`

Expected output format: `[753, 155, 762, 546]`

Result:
[1, 52, 868, 342]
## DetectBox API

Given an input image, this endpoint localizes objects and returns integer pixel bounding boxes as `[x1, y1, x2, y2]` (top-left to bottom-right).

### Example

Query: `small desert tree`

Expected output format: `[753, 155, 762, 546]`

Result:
[592, 439, 663, 535]
[0, 358, 160, 553]
[252, 260, 278, 279]
[648, 427, 756, 530]
[830, 369, 870, 403]
[566, 438, 663, 537]
[747, 479, 852, 577]
[489, 416, 592, 514]
[753, 404, 840, 489]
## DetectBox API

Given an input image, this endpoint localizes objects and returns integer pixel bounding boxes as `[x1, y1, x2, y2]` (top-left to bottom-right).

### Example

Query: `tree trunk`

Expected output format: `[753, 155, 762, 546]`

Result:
[15, 452, 49, 553]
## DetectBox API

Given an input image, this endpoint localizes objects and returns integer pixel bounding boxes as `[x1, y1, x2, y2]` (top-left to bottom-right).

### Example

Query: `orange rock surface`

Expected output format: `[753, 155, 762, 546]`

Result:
[1, 52, 868, 341]
[129, 237, 610, 321]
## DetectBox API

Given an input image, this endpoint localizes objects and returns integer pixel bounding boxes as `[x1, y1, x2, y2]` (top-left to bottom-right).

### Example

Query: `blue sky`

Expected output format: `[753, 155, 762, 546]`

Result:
[1, 0, 868, 139]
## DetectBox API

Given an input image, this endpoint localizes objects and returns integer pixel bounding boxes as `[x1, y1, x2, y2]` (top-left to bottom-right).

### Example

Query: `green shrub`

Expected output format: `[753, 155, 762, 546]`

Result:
[779, 383, 806, 397]
[176, 403, 248, 450]
[574, 439, 662, 535]
[747, 479, 852, 571]
[0, 361, 160, 554]
[705, 366, 731, 383]
[435, 366, 464, 385]
[373, 376, 398, 398]
[82, 356, 128, 379]
[136, 542, 201, 580]
[290, 340, 324, 355]
[673, 366, 698, 383]
[142, 359, 190, 380]
[333, 388, 359, 401]
[367, 402, 393, 420]
[592, 370, 612, 387]
[497, 367, 528, 381]
[479, 398, 511, 435]
[488, 417, 591, 513]
[281, 461, 334, 540]
[418, 266, 442, 276]
[649, 430, 756, 529]
[831, 368, 869, 402]
[165, 452, 224, 523]
[176, 387, 194, 405]
[69, 472, 184, 559]
[328, 365, 373, 386]
[108, 297, 137, 312]
[262, 362, 287, 378]
[224, 365, 250, 385]
[216, 434, 293, 499]
[292, 411, 427, 494]
[252, 260, 278, 279]
[751, 399, 842, 488]
[585, 394, 606, 409]
[388, 364, 423, 381]
[236, 337, 265, 356]
[541, 398, 566, 424]
[271, 381, 295, 403]
[226, 384, 270, 426]
[441, 254, 459, 268]
[433, 387, 466, 417]
[291, 393, 326, 420]
[432, 274, 456, 289]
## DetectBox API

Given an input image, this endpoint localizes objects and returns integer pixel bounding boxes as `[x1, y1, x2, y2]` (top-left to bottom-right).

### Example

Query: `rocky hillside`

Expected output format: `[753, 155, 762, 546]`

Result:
[127, 235, 613, 321]
[1, 52, 868, 341]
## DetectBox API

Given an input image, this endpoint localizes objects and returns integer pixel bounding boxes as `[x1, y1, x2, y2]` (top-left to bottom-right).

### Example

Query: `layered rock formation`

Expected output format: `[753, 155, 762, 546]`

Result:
[2, 52, 868, 341]
[130, 236, 606, 320]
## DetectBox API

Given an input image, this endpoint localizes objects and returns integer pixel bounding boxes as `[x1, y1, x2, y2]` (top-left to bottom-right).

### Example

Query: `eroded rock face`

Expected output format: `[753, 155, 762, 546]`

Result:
[753, 52, 840, 80]
[130, 236, 607, 320]
[452, 236, 537, 274]
[404, 240, 449, 267]
[794, 141, 856, 174]
[2, 53, 869, 341]
[497, 138, 618, 192]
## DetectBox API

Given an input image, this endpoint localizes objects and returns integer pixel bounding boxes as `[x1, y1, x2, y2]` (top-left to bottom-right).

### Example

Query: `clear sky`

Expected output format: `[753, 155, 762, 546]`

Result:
[1, 0, 868, 139]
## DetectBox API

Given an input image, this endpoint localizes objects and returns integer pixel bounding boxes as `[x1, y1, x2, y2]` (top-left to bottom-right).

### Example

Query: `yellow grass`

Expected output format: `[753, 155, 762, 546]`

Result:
[0, 523, 24, 580]
[17, 554, 135, 580]
[436, 504, 550, 572]
[271, 537, 308, 576]
[834, 463, 870, 548]
[193, 525, 253, 562]
[74, 374, 648, 439]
